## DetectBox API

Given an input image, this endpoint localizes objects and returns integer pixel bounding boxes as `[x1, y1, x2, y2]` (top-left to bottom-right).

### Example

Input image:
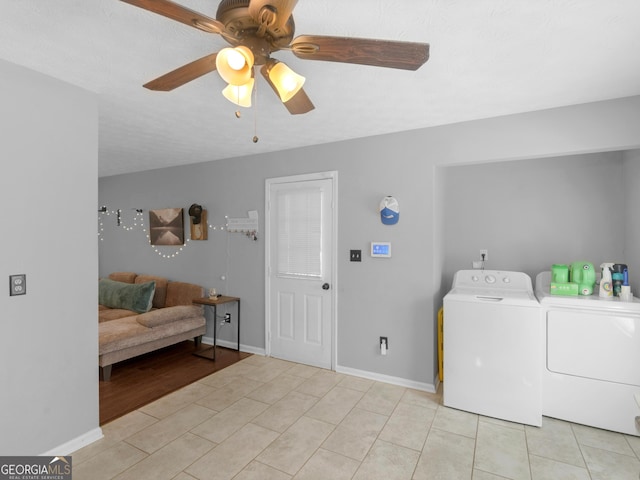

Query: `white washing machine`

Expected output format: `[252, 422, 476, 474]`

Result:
[444, 270, 542, 426]
[536, 271, 640, 436]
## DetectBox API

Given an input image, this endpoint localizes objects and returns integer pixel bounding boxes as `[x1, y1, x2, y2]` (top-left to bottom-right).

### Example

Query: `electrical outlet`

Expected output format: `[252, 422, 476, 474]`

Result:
[480, 249, 488, 261]
[224, 313, 231, 323]
[380, 336, 388, 356]
[350, 250, 362, 262]
[9, 274, 26, 296]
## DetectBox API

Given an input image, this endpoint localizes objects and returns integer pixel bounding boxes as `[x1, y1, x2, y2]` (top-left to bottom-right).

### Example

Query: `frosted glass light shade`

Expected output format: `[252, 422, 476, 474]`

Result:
[268, 61, 305, 102]
[216, 46, 254, 86]
[222, 78, 254, 107]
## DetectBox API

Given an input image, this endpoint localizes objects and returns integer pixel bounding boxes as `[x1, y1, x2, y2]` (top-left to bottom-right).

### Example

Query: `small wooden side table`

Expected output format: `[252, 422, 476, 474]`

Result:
[192, 295, 240, 361]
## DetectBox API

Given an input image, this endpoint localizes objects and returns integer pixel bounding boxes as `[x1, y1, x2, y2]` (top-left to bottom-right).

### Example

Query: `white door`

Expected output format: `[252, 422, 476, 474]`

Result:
[265, 172, 336, 369]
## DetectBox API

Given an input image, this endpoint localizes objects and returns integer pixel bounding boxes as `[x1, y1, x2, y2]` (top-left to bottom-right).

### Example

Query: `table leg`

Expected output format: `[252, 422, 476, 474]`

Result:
[237, 300, 240, 351]
[213, 304, 217, 360]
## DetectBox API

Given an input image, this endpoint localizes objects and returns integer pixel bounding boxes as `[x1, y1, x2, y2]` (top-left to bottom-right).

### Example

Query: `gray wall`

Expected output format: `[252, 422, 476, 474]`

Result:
[441, 151, 627, 290]
[99, 96, 640, 389]
[0, 59, 99, 454]
[623, 149, 640, 290]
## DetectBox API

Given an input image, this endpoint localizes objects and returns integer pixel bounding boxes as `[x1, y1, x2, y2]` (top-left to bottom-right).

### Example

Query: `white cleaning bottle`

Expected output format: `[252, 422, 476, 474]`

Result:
[600, 263, 613, 297]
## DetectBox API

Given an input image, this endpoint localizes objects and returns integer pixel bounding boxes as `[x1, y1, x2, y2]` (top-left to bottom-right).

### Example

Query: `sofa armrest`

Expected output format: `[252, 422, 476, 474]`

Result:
[136, 305, 203, 328]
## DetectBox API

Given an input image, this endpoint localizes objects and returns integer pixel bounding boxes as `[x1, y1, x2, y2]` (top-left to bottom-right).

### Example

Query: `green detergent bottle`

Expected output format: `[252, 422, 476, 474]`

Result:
[570, 261, 595, 296]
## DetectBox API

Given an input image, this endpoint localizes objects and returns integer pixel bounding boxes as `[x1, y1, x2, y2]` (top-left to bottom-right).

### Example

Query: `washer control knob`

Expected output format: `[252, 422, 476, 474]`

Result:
[485, 275, 496, 284]
[471, 275, 479, 282]
[503, 276, 511, 283]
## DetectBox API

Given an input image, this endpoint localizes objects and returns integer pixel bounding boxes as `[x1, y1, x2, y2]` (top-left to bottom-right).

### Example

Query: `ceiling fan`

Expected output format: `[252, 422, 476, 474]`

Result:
[120, 0, 430, 114]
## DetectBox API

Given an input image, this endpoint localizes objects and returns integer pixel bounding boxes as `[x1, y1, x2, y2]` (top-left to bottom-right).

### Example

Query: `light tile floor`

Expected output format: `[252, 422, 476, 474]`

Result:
[72, 355, 640, 479]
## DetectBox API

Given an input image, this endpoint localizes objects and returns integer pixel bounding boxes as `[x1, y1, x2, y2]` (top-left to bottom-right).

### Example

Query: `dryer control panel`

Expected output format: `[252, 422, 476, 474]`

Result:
[452, 270, 533, 293]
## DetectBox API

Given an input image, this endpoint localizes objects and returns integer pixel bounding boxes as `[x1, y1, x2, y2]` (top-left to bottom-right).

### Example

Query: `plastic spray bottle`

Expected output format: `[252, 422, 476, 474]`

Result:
[621, 267, 632, 300]
[599, 263, 613, 297]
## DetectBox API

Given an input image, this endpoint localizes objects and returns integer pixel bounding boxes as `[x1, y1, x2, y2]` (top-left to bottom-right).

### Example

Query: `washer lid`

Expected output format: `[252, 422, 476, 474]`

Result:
[445, 288, 539, 306]
[446, 269, 538, 306]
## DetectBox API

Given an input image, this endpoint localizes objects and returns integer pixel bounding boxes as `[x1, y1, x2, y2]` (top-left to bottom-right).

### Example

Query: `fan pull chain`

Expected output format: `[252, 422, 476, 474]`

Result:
[234, 71, 243, 119]
[252, 67, 259, 143]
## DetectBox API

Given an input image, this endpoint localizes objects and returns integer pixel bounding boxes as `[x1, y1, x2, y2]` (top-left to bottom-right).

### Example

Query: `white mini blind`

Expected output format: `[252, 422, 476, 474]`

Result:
[277, 187, 322, 277]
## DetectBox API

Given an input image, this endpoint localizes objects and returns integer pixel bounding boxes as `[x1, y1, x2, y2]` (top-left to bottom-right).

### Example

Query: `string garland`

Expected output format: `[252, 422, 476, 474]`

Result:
[97, 208, 232, 259]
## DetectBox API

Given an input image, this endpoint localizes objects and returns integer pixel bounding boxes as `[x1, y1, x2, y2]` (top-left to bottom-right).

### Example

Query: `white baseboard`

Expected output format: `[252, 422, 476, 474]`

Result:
[336, 365, 437, 393]
[41, 427, 103, 456]
[201, 336, 266, 356]
[433, 374, 441, 393]
[198, 338, 435, 392]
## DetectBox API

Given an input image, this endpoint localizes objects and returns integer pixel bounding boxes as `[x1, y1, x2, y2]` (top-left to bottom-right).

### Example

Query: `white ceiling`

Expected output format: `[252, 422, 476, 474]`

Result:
[1, 1, 639, 177]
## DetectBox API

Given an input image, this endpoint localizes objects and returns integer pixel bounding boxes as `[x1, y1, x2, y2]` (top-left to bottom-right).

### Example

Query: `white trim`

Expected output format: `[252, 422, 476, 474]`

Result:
[204, 337, 439, 393]
[433, 374, 441, 393]
[265, 171, 339, 371]
[236, 344, 265, 356]
[331, 174, 339, 371]
[336, 365, 437, 393]
[202, 336, 266, 356]
[40, 427, 104, 456]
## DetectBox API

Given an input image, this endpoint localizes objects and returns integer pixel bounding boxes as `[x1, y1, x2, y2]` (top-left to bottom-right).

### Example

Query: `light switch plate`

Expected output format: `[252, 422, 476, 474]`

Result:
[9, 274, 26, 296]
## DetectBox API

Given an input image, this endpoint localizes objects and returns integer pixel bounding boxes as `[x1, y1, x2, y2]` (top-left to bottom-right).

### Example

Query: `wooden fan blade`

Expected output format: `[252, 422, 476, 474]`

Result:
[248, 0, 298, 31]
[120, 0, 226, 34]
[291, 35, 429, 71]
[143, 53, 218, 91]
[283, 88, 315, 115]
[260, 63, 314, 114]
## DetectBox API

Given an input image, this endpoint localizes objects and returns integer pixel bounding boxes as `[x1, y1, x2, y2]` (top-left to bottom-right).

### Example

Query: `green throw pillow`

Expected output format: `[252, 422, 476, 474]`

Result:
[99, 278, 156, 314]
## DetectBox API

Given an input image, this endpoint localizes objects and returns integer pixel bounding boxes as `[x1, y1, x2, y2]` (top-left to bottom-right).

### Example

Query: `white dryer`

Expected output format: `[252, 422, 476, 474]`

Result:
[444, 270, 542, 426]
[536, 271, 640, 436]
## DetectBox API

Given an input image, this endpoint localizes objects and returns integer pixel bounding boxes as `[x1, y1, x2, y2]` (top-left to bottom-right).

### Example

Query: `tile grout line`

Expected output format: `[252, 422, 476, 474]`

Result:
[569, 423, 594, 480]
[470, 412, 479, 479]
[75, 356, 640, 480]
[298, 380, 373, 478]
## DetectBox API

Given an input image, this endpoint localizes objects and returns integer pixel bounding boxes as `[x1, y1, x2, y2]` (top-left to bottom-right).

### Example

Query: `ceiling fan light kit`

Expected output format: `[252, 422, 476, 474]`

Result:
[263, 60, 305, 102]
[222, 77, 255, 107]
[216, 46, 255, 85]
[120, 0, 429, 115]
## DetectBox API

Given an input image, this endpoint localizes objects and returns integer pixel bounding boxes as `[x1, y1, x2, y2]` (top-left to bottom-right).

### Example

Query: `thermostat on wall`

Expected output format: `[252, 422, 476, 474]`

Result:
[371, 242, 391, 258]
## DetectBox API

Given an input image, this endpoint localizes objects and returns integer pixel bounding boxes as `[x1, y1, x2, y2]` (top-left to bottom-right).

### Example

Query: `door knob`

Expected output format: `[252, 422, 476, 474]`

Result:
[322, 283, 330, 290]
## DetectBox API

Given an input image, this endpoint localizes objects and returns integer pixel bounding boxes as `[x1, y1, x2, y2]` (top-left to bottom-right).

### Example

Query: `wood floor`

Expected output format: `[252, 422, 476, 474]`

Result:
[99, 341, 251, 425]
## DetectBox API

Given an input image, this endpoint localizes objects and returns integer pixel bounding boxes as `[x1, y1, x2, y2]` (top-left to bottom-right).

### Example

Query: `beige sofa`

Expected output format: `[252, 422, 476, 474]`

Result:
[98, 272, 206, 381]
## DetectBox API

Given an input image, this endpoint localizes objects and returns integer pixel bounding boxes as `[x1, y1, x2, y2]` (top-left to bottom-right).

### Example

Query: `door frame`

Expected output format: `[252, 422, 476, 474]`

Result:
[264, 171, 338, 370]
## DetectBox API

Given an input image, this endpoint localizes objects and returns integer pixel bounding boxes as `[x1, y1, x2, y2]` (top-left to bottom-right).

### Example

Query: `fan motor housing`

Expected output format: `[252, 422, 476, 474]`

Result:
[216, 0, 295, 51]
